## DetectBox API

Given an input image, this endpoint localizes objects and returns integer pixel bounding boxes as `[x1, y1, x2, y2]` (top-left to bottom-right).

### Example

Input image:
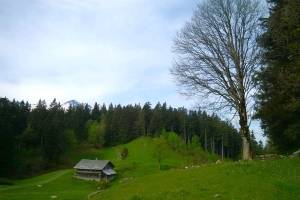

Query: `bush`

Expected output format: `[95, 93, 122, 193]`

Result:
[160, 130, 184, 151]
[120, 147, 129, 159]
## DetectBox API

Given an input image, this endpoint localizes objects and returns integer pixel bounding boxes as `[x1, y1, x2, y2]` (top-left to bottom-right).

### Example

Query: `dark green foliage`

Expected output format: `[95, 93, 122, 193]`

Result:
[43, 99, 66, 163]
[255, 0, 300, 153]
[142, 102, 152, 136]
[91, 102, 101, 121]
[149, 103, 164, 136]
[0, 98, 30, 177]
[65, 103, 91, 141]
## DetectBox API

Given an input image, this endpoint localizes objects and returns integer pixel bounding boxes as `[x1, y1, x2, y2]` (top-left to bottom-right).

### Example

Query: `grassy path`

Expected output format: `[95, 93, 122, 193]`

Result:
[0, 170, 69, 192]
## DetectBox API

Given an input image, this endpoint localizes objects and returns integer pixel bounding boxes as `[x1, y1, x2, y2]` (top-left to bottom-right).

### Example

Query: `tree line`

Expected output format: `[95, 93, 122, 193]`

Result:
[0, 97, 261, 178]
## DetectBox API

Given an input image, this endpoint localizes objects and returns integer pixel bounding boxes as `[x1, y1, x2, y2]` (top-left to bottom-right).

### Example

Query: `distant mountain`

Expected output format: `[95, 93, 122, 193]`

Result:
[62, 99, 81, 109]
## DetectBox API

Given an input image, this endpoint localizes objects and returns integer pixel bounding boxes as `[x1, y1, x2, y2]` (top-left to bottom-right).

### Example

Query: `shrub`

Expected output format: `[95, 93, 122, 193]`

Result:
[160, 131, 184, 151]
[120, 147, 129, 159]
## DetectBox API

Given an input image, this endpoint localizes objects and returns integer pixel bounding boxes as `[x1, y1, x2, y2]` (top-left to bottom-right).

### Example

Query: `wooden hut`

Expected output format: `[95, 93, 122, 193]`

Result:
[74, 159, 116, 181]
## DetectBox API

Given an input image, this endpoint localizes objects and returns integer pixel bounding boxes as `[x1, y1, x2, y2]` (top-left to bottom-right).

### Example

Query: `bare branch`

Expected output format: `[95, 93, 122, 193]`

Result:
[171, 0, 263, 160]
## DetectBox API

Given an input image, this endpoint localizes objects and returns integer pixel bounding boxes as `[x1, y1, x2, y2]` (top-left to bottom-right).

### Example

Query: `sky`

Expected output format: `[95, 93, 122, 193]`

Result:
[0, 0, 265, 142]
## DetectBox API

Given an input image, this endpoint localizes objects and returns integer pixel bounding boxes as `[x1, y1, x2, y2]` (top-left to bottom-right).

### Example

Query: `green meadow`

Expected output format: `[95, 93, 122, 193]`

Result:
[1, 137, 299, 200]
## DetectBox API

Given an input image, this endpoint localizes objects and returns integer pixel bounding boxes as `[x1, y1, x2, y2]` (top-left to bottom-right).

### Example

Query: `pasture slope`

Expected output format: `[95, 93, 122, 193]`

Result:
[0, 137, 299, 200]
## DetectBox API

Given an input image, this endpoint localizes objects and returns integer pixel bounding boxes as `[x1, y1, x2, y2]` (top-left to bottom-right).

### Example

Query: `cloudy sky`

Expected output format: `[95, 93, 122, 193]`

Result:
[0, 0, 265, 141]
[0, 0, 198, 106]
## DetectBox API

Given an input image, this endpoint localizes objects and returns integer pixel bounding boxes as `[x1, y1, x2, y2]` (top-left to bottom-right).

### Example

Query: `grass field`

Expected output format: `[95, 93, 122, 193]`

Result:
[0, 169, 96, 200]
[0, 137, 299, 200]
[94, 158, 300, 200]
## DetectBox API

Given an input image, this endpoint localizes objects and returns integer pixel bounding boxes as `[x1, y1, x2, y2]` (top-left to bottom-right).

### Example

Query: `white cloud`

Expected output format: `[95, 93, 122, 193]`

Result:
[0, 0, 196, 106]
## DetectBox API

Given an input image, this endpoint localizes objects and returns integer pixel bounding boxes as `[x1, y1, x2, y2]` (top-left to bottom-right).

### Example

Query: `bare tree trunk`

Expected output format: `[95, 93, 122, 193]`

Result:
[242, 136, 251, 160]
[239, 102, 252, 160]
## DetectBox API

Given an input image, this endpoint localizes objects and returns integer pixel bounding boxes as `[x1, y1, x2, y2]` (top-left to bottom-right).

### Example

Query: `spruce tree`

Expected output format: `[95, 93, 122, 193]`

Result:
[255, 0, 300, 153]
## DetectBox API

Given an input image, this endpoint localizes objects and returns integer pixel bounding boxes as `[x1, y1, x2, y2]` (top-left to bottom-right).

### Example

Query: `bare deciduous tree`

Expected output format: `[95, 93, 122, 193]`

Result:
[171, 0, 262, 160]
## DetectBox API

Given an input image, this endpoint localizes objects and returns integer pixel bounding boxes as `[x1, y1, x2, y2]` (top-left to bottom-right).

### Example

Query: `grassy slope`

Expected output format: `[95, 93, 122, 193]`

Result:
[69, 137, 215, 178]
[94, 158, 300, 200]
[0, 137, 299, 200]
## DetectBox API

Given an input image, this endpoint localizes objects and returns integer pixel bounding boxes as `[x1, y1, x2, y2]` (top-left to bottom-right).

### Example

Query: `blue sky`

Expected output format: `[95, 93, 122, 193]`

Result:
[0, 0, 265, 142]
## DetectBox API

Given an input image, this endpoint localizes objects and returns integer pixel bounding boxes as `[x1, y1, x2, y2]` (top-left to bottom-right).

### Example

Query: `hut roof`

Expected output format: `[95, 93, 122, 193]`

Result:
[103, 168, 116, 175]
[74, 159, 113, 170]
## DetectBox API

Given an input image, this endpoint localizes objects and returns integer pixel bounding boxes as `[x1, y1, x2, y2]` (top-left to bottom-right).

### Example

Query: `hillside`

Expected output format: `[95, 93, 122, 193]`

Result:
[67, 137, 218, 178]
[0, 137, 215, 200]
[93, 158, 300, 200]
[0, 137, 299, 200]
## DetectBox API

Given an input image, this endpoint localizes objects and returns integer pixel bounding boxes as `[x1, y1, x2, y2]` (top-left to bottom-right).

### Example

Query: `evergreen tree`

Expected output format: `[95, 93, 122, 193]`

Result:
[91, 102, 101, 121]
[132, 109, 145, 138]
[0, 98, 30, 177]
[149, 103, 164, 136]
[43, 99, 66, 163]
[22, 99, 47, 148]
[104, 103, 115, 146]
[142, 102, 152, 136]
[255, 0, 300, 153]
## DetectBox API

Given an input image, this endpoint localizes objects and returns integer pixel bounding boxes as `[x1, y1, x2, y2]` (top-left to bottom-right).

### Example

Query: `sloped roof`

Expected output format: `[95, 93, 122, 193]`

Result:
[74, 159, 113, 170]
[103, 168, 116, 175]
